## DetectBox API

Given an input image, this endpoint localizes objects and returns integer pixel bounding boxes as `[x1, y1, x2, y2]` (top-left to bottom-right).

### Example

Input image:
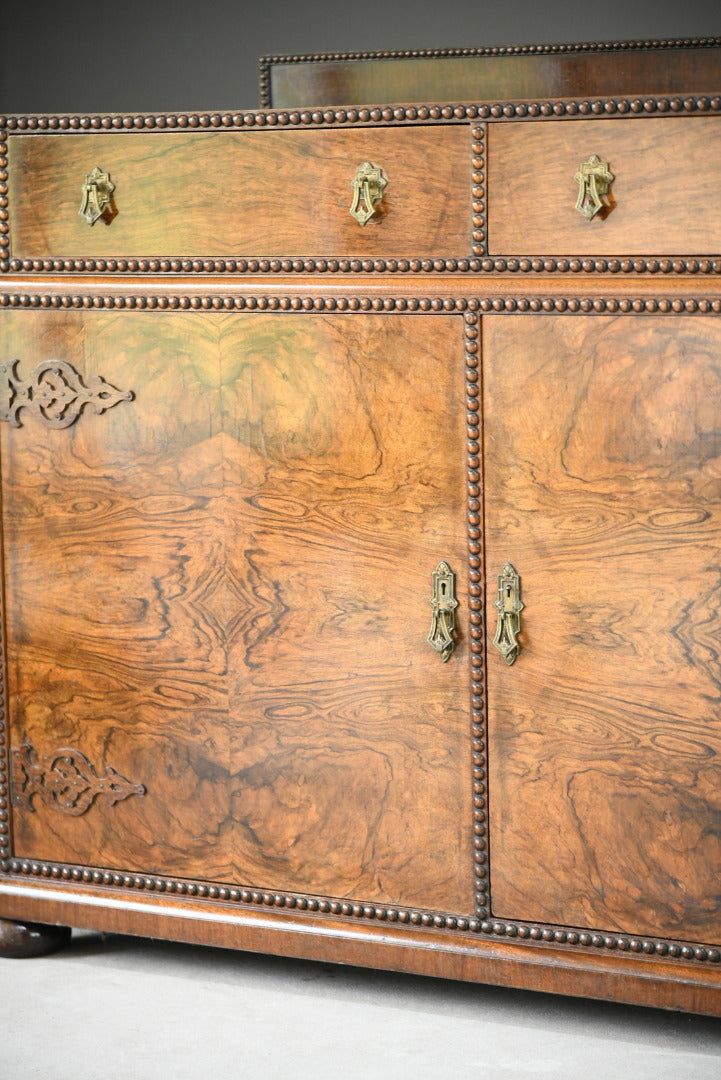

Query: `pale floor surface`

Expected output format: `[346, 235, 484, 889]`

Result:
[2, 929, 721, 1079]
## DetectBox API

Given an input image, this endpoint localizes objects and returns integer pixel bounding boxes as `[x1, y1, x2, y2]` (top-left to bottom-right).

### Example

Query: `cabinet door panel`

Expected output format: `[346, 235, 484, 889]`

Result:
[2, 308, 473, 915]
[223, 314, 473, 912]
[484, 314, 721, 942]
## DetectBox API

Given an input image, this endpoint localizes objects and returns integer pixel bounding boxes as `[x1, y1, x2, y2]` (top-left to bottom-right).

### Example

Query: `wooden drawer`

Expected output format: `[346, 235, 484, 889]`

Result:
[487, 116, 721, 257]
[7, 127, 471, 263]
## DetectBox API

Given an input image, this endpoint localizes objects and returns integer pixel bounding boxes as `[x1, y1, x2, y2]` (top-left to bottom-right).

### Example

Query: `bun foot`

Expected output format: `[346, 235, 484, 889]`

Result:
[0, 917, 72, 958]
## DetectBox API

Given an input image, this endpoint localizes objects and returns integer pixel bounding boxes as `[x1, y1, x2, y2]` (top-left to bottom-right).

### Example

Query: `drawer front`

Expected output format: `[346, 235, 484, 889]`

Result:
[487, 116, 721, 257]
[7, 127, 471, 262]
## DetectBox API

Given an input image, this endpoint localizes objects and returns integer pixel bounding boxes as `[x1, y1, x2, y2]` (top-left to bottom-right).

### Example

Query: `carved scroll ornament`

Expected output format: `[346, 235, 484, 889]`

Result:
[11, 743, 146, 816]
[0, 358, 134, 428]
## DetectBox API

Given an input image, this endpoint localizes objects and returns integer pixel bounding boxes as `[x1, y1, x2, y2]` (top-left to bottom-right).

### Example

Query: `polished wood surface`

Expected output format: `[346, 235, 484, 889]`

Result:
[8, 127, 471, 261]
[222, 313, 471, 909]
[264, 44, 721, 109]
[487, 117, 721, 256]
[4, 882, 721, 1015]
[484, 314, 721, 942]
[1, 308, 231, 881]
[0, 307, 472, 912]
[3, 78, 721, 1015]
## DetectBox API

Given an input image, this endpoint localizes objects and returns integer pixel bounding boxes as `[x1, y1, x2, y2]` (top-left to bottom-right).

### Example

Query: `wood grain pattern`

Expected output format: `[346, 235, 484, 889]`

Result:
[488, 117, 721, 256]
[222, 314, 470, 910]
[484, 314, 721, 943]
[7, 128, 472, 260]
[1, 308, 233, 881]
[1, 308, 473, 913]
[267, 46, 721, 109]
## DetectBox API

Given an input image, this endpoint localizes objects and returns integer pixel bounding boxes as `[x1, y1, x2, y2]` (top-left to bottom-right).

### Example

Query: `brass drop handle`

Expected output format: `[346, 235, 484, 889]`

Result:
[350, 161, 387, 225]
[574, 155, 614, 220]
[79, 166, 116, 226]
[493, 563, 524, 665]
[428, 561, 458, 662]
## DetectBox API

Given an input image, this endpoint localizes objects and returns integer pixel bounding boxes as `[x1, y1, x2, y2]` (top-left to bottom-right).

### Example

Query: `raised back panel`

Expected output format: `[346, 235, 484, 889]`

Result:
[262, 41, 721, 108]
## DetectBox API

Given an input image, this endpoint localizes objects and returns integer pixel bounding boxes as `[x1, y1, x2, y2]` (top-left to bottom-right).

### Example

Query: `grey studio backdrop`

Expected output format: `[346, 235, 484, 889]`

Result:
[1, 0, 720, 115]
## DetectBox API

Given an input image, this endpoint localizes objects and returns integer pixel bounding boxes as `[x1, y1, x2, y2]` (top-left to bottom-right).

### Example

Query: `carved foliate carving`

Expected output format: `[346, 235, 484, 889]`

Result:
[0, 358, 134, 428]
[11, 743, 146, 816]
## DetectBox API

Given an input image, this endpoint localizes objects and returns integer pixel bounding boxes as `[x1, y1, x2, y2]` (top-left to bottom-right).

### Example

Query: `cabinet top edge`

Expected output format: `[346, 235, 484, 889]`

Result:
[259, 37, 721, 66]
[2, 92, 721, 133]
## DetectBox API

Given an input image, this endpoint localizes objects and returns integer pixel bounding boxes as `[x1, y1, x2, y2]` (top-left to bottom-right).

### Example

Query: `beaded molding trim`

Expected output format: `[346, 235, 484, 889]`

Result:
[465, 313, 487, 915]
[2, 99, 721, 276]
[472, 126, 485, 256]
[4, 857, 720, 965]
[258, 37, 721, 109]
[0, 128, 7, 271]
[4, 94, 720, 134]
[2, 293, 721, 314]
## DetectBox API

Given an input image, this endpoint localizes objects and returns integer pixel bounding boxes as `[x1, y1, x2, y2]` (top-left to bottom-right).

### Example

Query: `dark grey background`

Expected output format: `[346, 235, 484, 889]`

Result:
[1, 0, 720, 114]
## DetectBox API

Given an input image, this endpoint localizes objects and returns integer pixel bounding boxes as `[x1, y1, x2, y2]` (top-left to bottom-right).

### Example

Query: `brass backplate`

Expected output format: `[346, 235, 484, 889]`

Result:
[574, 155, 614, 221]
[79, 166, 116, 226]
[428, 561, 458, 662]
[493, 563, 524, 665]
[350, 161, 387, 225]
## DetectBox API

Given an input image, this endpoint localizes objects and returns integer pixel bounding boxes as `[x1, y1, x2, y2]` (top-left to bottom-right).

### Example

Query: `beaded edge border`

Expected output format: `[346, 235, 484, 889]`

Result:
[1, 293, 720, 313]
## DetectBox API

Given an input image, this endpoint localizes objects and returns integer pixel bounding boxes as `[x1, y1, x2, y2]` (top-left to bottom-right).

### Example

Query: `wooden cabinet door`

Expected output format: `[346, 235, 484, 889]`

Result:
[1, 307, 473, 916]
[484, 314, 721, 945]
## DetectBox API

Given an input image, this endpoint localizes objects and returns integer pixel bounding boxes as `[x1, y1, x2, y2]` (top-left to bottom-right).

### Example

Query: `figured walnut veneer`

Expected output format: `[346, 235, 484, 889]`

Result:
[484, 314, 721, 945]
[487, 117, 721, 256]
[6, 128, 471, 262]
[3, 50, 721, 1013]
[0, 303, 474, 914]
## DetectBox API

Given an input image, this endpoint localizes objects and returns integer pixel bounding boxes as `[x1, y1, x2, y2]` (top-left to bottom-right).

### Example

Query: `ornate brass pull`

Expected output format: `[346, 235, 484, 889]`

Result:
[574, 155, 614, 221]
[428, 561, 458, 662]
[79, 166, 116, 226]
[350, 162, 387, 225]
[493, 563, 524, 666]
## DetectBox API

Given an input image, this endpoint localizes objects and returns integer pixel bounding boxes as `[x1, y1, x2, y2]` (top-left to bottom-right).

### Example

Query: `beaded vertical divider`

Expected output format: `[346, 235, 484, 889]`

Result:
[0, 126, 9, 274]
[464, 310, 489, 918]
[471, 126, 485, 259]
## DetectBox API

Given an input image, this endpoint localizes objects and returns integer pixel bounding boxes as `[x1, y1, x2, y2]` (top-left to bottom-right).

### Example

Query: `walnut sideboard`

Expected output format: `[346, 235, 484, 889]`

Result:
[2, 50, 721, 1015]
